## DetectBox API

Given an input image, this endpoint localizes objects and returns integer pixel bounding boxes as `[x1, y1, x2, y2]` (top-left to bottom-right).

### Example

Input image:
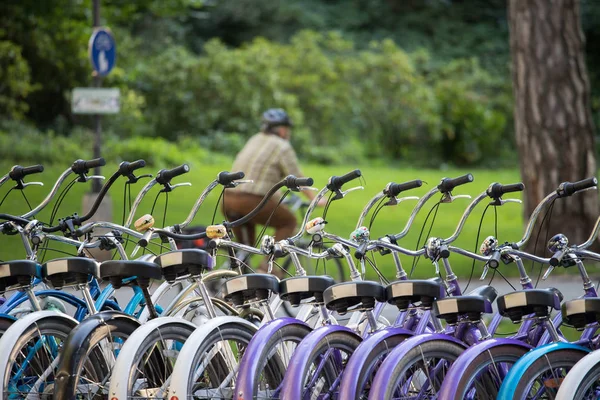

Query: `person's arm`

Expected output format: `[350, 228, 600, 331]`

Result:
[279, 143, 326, 205]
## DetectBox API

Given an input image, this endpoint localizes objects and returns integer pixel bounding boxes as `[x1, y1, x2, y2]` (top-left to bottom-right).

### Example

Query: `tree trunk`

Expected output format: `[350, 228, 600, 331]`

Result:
[509, 0, 598, 253]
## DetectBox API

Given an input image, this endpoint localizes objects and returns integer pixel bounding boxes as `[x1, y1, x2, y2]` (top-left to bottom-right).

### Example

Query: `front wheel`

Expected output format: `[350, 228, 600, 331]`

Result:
[280, 329, 362, 400]
[167, 317, 258, 399]
[373, 339, 465, 400]
[444, 344, 529, 399]
[0, 312, 80, 398]
[510, 348, 588, 400]
[557, 352, 600, 399]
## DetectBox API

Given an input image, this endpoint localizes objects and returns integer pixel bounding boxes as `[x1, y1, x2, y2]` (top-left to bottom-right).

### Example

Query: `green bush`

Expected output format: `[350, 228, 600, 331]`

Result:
[106, 29, 512, 167]
[0, 120, 217, 169]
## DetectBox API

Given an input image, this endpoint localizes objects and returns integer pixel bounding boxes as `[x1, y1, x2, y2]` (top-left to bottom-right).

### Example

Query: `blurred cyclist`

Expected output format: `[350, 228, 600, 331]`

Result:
[222, 108, 323, 248]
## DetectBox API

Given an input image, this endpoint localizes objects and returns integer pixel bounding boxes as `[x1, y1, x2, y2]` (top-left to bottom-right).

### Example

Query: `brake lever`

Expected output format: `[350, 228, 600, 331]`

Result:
[165, 182, 192, 191]
[386, 195, 419, 206]
[432, 260, 440, 275]
[440, 193, 472, 203]
[542, 265, 554, 280]
[16, 182, 44, 189]
[300, 186, 319, 192]
[85, 175, 106, 182]
[341, 186, 364, 196]
[490, 198, 522, 206]
[479, 265, 489, 280]
[232, 179, 254, 186]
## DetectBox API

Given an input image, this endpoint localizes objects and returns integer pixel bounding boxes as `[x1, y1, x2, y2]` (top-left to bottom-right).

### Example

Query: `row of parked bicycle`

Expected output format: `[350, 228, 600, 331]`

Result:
[0, 157, 600, 399]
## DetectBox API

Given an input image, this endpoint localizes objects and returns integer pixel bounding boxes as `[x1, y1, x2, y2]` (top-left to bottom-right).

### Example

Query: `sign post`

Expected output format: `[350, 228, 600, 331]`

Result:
[88, 0, 116, 192]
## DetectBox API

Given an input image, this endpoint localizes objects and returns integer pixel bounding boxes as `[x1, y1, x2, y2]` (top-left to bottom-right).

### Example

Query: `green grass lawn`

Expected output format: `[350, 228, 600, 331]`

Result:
[0, 160, 535, 282]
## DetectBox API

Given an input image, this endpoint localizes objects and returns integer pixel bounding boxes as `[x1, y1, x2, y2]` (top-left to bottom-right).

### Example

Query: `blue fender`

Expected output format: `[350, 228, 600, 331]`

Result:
[497, 342, 590, 400]
[438, 338, 533, 399]
[338, 326, 413, 399]
[370, 333, 468, 400]
[236, 317, 311, 400]
[280, 324, 362, 400]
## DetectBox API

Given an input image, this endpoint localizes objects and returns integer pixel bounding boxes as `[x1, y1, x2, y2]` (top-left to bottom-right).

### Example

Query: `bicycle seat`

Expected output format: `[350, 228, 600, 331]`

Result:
[497, 288, 562, 323]
[223, 273, 280, 306]
[0, 260, 41, 291]
[466, 285, 498, 304]
[323, 281, 386, 315]
[385, 279, 446, 311]
[433, 293, 494, 324]
[100, 260, 162, 289]
[153, 249, 213, 282]
[279, 275, 336, 306]
[42, 257, 99, 289]
[562, 298, 600, 329]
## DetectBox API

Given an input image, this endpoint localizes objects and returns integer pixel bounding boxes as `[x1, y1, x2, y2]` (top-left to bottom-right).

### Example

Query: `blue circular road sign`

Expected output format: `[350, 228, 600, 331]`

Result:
[89, 28, 116, 76]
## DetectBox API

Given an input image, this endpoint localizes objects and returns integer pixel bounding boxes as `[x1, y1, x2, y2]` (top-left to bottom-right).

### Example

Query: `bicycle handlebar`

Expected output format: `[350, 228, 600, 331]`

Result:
[156, 164, 190, 185]
[486, 182, 525, 199]
[326, 169, 361, 192]
[437, 174, 473, 193]
[71, 158, 106, 175]
[385, 180, 423, 197]
[9, 164, 44, 181]
[217, 171, 245, 186]
[557, 177, 598, 198]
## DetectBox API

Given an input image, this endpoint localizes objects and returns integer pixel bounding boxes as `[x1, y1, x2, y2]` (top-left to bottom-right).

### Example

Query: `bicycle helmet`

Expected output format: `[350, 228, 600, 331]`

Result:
[261, 108, 293, 132]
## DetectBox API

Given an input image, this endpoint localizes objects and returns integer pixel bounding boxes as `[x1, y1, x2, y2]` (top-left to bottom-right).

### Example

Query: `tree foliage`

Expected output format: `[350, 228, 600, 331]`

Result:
[1, 0, 596, 167]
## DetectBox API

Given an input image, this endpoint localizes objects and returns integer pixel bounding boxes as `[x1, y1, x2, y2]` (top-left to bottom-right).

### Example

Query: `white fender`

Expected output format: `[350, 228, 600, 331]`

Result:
[108, 316, 197, 399]
[0, 311, 77, 386]
[168, 316, 258, 399]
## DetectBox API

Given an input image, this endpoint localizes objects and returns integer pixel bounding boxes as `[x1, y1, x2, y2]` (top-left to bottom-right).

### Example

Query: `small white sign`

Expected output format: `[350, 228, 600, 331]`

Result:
[72, 88, 120, 114]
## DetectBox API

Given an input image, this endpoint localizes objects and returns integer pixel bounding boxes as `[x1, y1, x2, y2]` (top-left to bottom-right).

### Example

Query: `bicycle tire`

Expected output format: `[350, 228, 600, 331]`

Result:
[446, 344, 529, 399]
[372, 339, 465, 400]
[0, 314, 87, 398]
[340, 331, 411, 399]
[108, 318, 197, 399]
[511, 348, 588, 400]
[557, 353, 600, 399]
[238, 322, 313, 400]
[167, 318, 259, 399]
[280, 330, 361, 400]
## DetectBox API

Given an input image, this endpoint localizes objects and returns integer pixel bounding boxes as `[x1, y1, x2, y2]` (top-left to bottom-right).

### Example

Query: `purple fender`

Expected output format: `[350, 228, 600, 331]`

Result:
[236, 317, 310, 400]
[369, 333, 467, 400]
[339, 326, 413, 399]
[280, 324, 362, 400]
[437, 338, 533, 399]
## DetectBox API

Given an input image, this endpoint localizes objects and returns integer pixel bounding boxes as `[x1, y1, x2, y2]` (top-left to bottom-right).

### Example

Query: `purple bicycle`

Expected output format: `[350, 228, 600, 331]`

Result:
[369, 177, 596, 400]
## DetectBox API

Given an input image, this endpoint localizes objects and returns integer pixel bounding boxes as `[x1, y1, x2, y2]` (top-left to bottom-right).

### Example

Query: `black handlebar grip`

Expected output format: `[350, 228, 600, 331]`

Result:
[354, 241, 369, 259]
[488, 250, 501, 269]
[561, 177, 598, 197]
[119, 160, 146, 176]
[9, 165, 44, 181]
[327, 169, 362, 191]
[285, 175, 314, 188]
[437, 173, 474, 193]
[487, 182, 525, 199]
[387, 180, 423, 197]
[156, 164, 190, 185]
[217, 171, 245, 186]
[85, 158, 106, 169]
[71, 158, 106, 174]
[549, 249, 565, 267]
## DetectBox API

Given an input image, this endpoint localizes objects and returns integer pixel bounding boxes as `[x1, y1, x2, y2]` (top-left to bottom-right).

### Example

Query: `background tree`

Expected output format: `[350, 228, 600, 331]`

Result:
[509, 0, 599, 249]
